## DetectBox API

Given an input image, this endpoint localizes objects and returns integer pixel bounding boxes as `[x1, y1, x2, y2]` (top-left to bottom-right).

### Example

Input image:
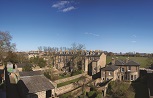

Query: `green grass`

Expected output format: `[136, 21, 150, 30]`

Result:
[107, 56, 148, 68]
[57, 77, 81, 87]
[59, 74, 71, 79]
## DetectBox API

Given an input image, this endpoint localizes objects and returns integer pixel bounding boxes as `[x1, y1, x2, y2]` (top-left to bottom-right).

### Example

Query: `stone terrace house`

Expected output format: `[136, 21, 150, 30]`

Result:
[53, 50, 106, 76]
[101, 58, 140, 82]
[28, 50, 44, 59]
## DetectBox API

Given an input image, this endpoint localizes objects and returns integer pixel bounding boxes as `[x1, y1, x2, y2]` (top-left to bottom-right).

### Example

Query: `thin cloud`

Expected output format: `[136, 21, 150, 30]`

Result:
[131, 40, 136, 43]
[52, 1, 69, 9]
[62, 6, 76, 12]
[132, 35, 136, 38]
[52, 1, 77, 12]
[85, 32, 100, 37]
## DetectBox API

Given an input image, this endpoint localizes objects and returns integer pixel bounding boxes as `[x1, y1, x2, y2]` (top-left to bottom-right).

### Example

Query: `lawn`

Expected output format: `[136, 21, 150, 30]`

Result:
[57, 77, 81, 87]
[107, 56, 148, 68]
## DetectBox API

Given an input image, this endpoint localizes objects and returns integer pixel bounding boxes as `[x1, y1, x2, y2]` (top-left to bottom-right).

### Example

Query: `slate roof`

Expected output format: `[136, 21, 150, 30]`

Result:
[20, 75, 55, 93]
[16, 63, 33, 68]
[114, 60, 140, 66]
[102, 65, 119, 71]
[115, 60, 124, 65]
[19, 71, 43, 77]
[124, 60, 140, 66]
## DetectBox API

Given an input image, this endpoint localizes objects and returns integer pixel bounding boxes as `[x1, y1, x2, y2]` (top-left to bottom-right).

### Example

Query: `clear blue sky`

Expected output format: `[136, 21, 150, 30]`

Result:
[0, 0, 153, 53]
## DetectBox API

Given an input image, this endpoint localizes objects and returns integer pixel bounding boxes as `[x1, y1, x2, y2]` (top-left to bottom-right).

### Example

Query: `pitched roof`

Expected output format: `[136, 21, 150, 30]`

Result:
[16, 63, 32, 68]
[124, 60, 140, 66]
[19, 71, 43, 77]
[115, 60, 124, 65]
[102, 65, 119, 71]
[20, 75, 55, 93]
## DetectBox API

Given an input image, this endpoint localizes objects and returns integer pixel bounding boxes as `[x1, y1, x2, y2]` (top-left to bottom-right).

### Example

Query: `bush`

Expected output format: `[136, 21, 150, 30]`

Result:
[107, 81, 135, 98]
[44, 71, 58, 81]
[22, 63, 32, 71]
[96, 93, 103, 98]
[71, 70, 83, 76]
[87, 91, 96, 97]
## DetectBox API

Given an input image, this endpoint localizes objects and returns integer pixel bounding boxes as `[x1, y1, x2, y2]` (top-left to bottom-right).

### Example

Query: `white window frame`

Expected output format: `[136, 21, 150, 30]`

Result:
[128, 66, 131, 71]
[109, 72, 111, 75]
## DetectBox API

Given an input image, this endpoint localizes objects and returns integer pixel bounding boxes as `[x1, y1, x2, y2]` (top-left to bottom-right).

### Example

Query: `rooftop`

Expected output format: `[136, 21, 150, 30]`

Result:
[19, 71, 43, 77]
[102, 65, 119, 71]
[20, 75, 55, 93]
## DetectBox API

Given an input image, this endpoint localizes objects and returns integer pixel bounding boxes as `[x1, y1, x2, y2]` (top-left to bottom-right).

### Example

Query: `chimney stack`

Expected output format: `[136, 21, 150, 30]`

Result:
[112, 57, 115, 65]
[126, 57, 129, 63]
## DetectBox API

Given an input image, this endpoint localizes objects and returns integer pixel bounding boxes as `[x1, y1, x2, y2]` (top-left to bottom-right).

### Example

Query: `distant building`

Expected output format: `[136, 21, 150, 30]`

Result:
[53, 50, 106, 76]
[28, 50, 44, 59]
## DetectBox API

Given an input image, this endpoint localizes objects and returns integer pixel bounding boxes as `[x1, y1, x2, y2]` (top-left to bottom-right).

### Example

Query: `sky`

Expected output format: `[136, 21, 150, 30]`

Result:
[0, 0, 153, 53]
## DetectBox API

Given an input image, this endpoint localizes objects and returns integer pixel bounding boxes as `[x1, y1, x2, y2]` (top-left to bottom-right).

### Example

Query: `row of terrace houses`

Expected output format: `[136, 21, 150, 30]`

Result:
[53, 50, 106, 76]
[101, 57, 140, 82]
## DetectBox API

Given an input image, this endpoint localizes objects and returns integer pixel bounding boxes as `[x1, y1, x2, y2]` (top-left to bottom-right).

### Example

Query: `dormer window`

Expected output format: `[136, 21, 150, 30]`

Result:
[86, 52, 89, 55]
[121, 68, 124, 72]
[92, 52, 95, 55]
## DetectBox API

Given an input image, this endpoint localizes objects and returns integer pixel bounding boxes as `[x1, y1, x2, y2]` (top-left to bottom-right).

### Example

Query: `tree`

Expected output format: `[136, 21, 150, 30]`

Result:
[44, 66, 58, 81]
[146, 57, 153, 68]
[16, 52, 29, 63]
[70, 43, 85, 71]
[22, 63, 32, 71]
[4, 51, 18, 63]
[30, 56, 46, 68]
[107, 52, 114, 56]
[0, 31, 16, 62]
[39, 46, 58, 66]
[107, 81, 135, 98]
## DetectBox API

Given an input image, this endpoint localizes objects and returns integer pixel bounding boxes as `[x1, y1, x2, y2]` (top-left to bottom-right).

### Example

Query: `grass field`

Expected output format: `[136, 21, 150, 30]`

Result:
[106, 56, 148, 68]
[57, 77, 81, 87]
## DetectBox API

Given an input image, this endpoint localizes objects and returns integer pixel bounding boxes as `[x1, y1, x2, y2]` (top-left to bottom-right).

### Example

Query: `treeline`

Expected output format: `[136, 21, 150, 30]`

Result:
[106, 52, 153, 57]
[38, 43, 85, 53]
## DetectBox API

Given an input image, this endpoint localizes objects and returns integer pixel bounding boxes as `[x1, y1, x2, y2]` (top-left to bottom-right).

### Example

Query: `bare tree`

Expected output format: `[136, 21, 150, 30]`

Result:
[71, 43, 85, 71]
[0, 31, 16, 62]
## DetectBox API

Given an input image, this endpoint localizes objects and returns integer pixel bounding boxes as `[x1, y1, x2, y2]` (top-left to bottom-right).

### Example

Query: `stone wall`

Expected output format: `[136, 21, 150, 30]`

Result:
[54, 73, 86, 84]
[55, 75, 92, 96]
[36, 91, 46, 98]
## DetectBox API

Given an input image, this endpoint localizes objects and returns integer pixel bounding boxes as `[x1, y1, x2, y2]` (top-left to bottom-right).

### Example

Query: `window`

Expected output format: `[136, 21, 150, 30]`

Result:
[109, 72, 111, 75]
[103, 78, 105, 80]
[121, 68, 124, 72]
[128, 66, 131, 71]
[131, 75, 133, 80]
[134, 75, 137, 80]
